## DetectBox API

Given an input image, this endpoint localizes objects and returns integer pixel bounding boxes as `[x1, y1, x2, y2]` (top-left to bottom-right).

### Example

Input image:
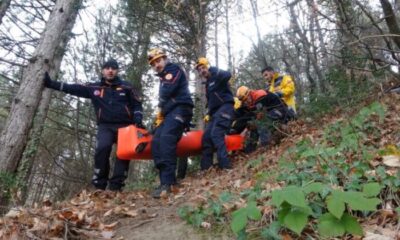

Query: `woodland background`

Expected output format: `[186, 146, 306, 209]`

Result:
[0, 0, 399, 209]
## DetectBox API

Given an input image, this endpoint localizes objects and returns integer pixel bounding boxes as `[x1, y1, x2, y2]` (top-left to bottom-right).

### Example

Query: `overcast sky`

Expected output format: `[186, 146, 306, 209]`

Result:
[73, 0, 289, 71]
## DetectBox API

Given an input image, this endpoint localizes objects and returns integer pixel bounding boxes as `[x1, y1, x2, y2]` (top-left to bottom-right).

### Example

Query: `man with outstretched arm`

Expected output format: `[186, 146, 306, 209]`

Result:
[43, 59, 143, 191]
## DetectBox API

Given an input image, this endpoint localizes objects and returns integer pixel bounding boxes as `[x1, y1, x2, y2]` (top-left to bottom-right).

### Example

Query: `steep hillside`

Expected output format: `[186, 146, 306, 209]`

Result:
[0, 93, 399, 239]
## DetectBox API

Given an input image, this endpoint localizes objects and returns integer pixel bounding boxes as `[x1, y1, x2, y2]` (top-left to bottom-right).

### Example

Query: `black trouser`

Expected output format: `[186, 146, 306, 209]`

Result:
[151, 106, 193, 186]
[201, 103, 234, 170]
[92, 123, 130, 191]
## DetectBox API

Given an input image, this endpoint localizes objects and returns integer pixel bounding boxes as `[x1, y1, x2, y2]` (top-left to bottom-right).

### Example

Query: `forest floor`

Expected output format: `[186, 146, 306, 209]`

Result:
[0, 93, 399, 240]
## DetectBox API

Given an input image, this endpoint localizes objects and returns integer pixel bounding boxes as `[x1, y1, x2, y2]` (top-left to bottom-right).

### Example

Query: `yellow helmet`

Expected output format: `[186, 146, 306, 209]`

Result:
[236, 86, 250, 101]
[148, 48, 166, 64]
[195, 57, 209, 69]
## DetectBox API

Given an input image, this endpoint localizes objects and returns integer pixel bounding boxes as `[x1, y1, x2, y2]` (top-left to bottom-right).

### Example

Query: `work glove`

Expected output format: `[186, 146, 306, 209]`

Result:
[203, 114, 210, 123]
[234, 97, 242, 110]
[154, 111, 164, 127]
[43, 71, 62, 90]
[43, 72, 53, 87]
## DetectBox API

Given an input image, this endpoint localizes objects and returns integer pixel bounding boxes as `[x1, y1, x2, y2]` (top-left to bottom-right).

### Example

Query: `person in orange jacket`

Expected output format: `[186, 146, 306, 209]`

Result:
[236, 85, 291, 148]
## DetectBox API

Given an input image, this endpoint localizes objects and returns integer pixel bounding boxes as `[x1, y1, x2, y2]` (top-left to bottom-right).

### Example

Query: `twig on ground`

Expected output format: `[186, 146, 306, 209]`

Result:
[131, 219, 154, 229]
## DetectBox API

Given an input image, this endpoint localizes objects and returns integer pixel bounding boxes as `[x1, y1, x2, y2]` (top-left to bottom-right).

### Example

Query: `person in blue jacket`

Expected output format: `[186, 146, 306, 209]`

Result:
[147, 48, 194, 198]
[43, 59, 143, 191]
[195, 57, 234, 170]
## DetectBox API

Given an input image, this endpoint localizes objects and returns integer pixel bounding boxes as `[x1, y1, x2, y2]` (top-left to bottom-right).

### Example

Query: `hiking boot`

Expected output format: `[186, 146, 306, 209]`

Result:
[152, 184, 171, 199]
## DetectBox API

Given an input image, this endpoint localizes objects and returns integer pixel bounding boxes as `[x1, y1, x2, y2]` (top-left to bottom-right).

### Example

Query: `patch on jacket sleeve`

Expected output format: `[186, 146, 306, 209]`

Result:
[165, 73, 173, 80]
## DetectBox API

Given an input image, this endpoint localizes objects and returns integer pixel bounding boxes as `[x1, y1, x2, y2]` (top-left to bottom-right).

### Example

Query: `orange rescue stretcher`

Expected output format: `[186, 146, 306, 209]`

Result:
[117, 125, 244, 160]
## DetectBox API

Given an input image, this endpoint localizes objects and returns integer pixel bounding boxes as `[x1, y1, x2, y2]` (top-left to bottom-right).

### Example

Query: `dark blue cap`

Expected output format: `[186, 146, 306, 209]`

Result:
[102, 59, 119, 69]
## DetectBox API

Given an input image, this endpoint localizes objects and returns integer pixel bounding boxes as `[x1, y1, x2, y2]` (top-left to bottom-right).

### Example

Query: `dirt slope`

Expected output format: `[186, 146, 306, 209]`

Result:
[0, 93, 399, 239]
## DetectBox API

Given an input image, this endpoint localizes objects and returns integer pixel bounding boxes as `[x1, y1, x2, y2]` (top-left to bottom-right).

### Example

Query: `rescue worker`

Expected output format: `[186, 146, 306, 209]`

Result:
[43, 59, 143, 191]
[195, 57, 234, 170]
[229, 97, 255, 135]
[229, 97, 258, 153]
[262, 66, 296, 119]
[236, 86, 289, 147]
[148, 48, 194, 198]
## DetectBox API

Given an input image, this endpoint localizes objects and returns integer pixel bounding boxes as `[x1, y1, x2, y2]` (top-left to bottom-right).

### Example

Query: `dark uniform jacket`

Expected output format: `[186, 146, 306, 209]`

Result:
[205, 67, 234, 115]
[156, 62, 194, 115]
[245, 90, 283, 111]
[46, 77, 143, 125]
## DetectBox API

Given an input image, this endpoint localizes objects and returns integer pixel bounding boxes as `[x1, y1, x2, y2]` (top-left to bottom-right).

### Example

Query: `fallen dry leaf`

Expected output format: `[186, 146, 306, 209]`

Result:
[171, 185, 180, 194]
[160, 190, 169, 199]
[49, 220, 64, 236]
[240, 180, 255, 189]
[364, 232, 392, 240]
[200, 221, 211, 229]
[174, 191, 186, 199]
[5, 208, 23, 218]
[382, 155, 400, 167]
[281, 233, 293, 240]
[28, 217, 48, 232]
[222, 203, 235, 211]
[124, 210, 138, 217]
[103, 221, 118, 230]
[57, 210, 74, 220]
[386, 169, 397, 176]
[104, 209, 113, 217]
[233, 179, 241, 189]
[78, 210, 86, 222]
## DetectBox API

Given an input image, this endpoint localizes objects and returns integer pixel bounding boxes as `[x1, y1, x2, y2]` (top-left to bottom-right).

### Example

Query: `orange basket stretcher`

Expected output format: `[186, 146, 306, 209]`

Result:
[117, 125, 244, 160]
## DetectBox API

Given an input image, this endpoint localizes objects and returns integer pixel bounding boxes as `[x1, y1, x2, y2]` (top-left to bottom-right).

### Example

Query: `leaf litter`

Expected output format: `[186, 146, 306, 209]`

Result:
[0, 94, 399, 239]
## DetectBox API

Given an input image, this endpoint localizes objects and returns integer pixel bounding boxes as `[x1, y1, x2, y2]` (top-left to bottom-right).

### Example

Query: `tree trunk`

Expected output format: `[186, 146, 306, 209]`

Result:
[289, 3, 322, 95]
[380, 0, 400, 49]
[16, 5, 81, 205]
[0, 0, 11, 25]
[225, 0, 233, 71]
[194, 0, 208, 130]
[307, 0, 328, 91]
[214, 15, 219, 67]
[0, 0, 83, 174]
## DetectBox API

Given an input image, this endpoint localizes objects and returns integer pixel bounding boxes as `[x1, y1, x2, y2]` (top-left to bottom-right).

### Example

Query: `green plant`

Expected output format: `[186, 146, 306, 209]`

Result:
[179, 191, 236, 228]
[178, 205, 207, 227]
[178, 102, 392, 238]
[230, 201, 262, 235]
[271, 185, 313, 235]
[270, 182, 381, 237]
